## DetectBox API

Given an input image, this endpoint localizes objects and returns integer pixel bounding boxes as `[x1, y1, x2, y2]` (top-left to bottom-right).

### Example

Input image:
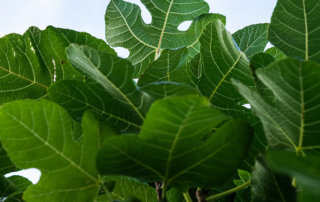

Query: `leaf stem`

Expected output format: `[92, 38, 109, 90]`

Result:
[206, 180, 251, 201]
[183, 191, 193, 202]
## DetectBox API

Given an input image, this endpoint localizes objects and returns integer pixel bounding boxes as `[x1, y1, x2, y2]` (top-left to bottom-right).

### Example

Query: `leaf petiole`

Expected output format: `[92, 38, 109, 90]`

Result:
[206, 180, 251, 201]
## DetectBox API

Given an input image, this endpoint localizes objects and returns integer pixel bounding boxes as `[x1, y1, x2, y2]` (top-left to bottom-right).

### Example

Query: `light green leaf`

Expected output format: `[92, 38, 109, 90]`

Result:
[0, 100, 109, 202]
[0, 26, 115, 105]
[267, 150, 320, 202]
[97, 96, 252, 190]
[66, 44, 153, 123]
[98, 177, 158, 202]
[105, 0, 211, 75]
[251, 156, 296, 202]
[268, 0, 320, 61]
[196, 20, 255, 114]
[235, 58, 320, 153]
[49, 80, 142, 133]
[233, 23, 269, 58]
[265, 47, 286, 60]
[138, 48, 191, 86]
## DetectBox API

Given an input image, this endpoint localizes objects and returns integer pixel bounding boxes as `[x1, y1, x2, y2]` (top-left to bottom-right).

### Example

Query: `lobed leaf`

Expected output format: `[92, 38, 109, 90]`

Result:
[0, 100, 109, 202]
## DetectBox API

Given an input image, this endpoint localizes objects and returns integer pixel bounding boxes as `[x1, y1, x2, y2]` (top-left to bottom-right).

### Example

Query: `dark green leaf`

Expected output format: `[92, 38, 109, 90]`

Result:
[0, 143, 16, 175]
[0, 100, 109, 202]
[268, 0, 320, 62]
[49, 80, 142, 133]
[235, 59, 320, 153]
[251, 156, 296, 202]
[66, 44, 153, 123]
[0, 26, 115, 105]
[267, 150, 320, 202]
[196, 20, 255, 114]
[233, 23, 269, 58]
[97, 96, 252, 190]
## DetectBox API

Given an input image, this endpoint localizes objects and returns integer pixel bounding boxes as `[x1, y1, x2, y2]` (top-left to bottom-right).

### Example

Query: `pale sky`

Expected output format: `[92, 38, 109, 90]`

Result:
[1, 0, 277, 184]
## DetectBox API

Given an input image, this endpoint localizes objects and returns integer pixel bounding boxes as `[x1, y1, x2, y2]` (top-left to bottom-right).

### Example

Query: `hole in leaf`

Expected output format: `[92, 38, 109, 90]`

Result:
[114, 47, 130, 58]
[52, 59, 57, 82]
[242, 104, 251, 109]
[5, 168, 41, 184]
[178, 21, 192, 31]
[124, 0, 152, 24]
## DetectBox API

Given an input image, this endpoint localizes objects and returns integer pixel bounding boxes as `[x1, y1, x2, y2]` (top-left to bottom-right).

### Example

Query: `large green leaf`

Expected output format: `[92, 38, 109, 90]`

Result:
[233, 23, 269, 58]
[0, 26, 115, 105]
[235, 58, 320, 153]
[195, 20, 255, 114]
[66, 44, 153, 123]
[97, 96, 252, 192]
[268, 0, 320, 62]
[49, 80, 142, 133]
[0, 100, 110, 202]
[251, 156, 296, 202]
[267, 150, 320, 201]
[105, 0, 212, 75]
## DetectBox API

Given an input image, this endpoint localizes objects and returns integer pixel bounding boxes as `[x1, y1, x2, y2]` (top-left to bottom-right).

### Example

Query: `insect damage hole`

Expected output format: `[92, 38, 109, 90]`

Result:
[178, 21, 192, 31]
[52, 59, 57, 82]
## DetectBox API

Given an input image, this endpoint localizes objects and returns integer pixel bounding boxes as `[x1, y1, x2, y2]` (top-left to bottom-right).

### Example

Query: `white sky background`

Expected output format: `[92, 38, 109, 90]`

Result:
[1, 0, 277, 183]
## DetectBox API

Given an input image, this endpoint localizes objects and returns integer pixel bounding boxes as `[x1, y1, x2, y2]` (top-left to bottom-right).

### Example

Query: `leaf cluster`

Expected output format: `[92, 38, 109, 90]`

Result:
[0, 0, 320, 201]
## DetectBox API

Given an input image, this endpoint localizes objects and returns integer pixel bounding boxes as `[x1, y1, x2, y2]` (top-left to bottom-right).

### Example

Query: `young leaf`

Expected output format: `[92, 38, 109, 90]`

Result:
[251, 156, 296, 202]
[0, 26, 115, 105]
[66, 44, 153, 122]
[196, 20, 255, 114]
[0, 100, 109, 202]
[268, 0, 320, 61]
[233, 23, 269, 58]
[105, 0, 210, 75]
[49, 80, 142, 133]
[267, 150, 320, 202]
[235, 59, 320, 153]
[97, 96, 253, 191]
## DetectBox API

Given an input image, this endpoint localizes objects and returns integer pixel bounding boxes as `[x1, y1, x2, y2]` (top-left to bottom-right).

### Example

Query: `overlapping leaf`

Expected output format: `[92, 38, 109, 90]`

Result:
[268, 0, 320, 62]
[265, 47, 286, 60]
[105, 0, 213, 75]
[195, 20, 255, 114]
[49, 80, 142, 133]
[267, 150, 320, 201]
[251, 156, 296, 202]
[233, 23, 269, 58]
[0, 175, 32, 202]
[66, 44, 153, 123]
[0, 26, 115, 105]
[97, 96, 252, 191]
[0, 100, 110, 202]
[235, 58, 320, 153]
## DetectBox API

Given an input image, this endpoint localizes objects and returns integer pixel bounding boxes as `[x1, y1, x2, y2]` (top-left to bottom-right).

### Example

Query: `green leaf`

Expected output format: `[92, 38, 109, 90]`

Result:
[0, 143, 16, 174]
[0, 175, 32, 202]
[97, 96, 252, 190]
[49, 80, 142, 133]
[268, 0, 320, 62]
[235, 58, 320, 153]
[0, 100, 109, 202]
[138, 48, 191, 86]
[265, 47, 286, 60]
[196, 20, 255, 114]
[99, 177, 158, 202]
[66, 44, 153, 123]
[233, 23, 269, 58]
[105, 0, 211, 75]
[0, 26, 115, 105]
[140, 82, 198, 100]
[267, 150, 320, 202]
[251, 156, 296, 202]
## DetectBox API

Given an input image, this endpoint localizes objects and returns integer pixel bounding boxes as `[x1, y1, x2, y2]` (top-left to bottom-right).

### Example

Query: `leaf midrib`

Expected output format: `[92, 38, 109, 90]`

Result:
[302, 0, 309, 60]
[3, 110, 98, 184]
